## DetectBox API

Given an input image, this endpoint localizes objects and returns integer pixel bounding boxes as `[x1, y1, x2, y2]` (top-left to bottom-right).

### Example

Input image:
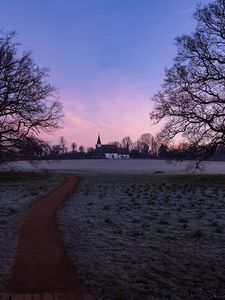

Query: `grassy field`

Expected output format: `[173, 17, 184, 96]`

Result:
[6, 159, 225, 174]
[58, 173, 225, 300]
[0, 171, 64, 291]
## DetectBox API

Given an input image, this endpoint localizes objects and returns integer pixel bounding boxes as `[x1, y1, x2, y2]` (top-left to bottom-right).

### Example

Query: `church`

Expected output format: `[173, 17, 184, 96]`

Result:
[95, 134, 129, 159]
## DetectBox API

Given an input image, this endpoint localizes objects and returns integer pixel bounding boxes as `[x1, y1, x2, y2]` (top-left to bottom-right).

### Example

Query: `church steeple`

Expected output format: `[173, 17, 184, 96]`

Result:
[96, 133, 101, 148]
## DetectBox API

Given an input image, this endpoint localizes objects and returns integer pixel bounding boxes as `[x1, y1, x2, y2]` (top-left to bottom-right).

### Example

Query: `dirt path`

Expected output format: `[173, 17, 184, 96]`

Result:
[5, 174, 93, 299]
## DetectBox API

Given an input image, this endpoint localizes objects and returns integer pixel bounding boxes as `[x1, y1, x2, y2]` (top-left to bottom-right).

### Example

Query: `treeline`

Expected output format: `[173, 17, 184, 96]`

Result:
[2, 133, 225, 162]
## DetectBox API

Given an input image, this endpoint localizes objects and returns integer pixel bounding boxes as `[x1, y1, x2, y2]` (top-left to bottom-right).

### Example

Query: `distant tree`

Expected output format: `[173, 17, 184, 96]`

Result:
[51, 144, 62, 158]
[86, 147, 95, 158]
[150, 0, 225, 165]
[135, 140, 142, 152]
[150, 136, 159, 157]
[138, 133, 153, 157]
[158, 144, 168, 159]
[121, 136, 132, 150]
[130, 149, 140, 159]
[109, 141, 121, 147]
[59, 136, 67, 154]
[71, 142, 77, 152]
[139, 133, 152, 148]
[17, 135, 50, 159]
[87, 147, 95, 153]
[0, 31, 63, 162]
[78, 145, 85, 153]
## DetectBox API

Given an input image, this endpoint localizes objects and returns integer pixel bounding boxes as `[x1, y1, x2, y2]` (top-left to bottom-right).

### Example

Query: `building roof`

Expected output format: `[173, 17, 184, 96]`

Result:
[101, 144, 117, 153]
[95, 135, 129, 155]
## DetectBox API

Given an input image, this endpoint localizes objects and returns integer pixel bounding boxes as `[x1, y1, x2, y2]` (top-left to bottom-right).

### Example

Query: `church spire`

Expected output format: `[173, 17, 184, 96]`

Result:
[96, 133, 101, 148]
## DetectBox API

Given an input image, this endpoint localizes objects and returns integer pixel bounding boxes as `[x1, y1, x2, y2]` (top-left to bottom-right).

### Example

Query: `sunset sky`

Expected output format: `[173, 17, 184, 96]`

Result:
[0, 0, 211, 149]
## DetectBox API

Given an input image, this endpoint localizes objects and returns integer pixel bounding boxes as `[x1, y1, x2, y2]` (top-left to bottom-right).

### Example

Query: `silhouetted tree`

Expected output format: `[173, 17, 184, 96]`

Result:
[108, 141, 121, 147]
[78, 145, 85, 153]
[150, 0, 225, 165]
[18, 135, 50, 160]
[137, 133, 153, 157]
[50, 144, 62, 158]
[86, 147, 95, 158]
[71, 142, 77, 152]
[121, 136, 132, 151]
[0, 31, 63, 162]
[59, 136, 67, 154]
[151, 139, 159, 157]
[158, 144, 169, 159]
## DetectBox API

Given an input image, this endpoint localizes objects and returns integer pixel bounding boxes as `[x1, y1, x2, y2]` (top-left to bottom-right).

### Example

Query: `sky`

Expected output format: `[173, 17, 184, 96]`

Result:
[0, 0, 211, 149]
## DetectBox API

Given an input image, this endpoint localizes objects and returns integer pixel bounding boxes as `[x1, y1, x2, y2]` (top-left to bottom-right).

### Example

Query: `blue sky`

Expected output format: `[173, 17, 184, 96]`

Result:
[0, 0, 211, 148]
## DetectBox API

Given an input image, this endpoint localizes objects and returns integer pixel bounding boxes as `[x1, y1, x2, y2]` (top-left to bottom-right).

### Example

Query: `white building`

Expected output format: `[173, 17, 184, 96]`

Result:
[95, 134, 129, 159]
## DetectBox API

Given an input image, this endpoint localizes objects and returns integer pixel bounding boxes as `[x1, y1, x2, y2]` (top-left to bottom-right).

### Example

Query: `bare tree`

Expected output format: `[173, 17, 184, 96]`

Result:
[71, 142, 77, 152]
[139, 133, 153, 151]
[59, 136, 67, 154]
[0, 31, 63, 162]
[121, 136, 132, 150]
[78, 145, 85, 153]
[108, 141, 121, 147]
[51, 144, 62, 158]
[17, 135, 50, 159]
[150, 0, 225, 165]
[150, 136, 159, 157]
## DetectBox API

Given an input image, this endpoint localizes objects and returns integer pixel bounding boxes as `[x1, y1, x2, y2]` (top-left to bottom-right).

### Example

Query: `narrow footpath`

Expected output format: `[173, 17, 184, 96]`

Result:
[2, 174, 93, 300]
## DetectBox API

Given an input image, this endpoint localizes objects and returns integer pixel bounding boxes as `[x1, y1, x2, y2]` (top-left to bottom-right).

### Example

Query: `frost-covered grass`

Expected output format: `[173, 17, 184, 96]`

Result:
[58, 174, 225, 300]
[0, 172, 64, 291]
[6, 159, 225, 174]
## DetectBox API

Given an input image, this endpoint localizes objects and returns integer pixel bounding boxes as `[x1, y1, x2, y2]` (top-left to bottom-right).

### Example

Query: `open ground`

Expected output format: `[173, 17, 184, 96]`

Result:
[1, 160, 225, 299]
[0, 172, 65, 291]
[58, 172, 225, 299]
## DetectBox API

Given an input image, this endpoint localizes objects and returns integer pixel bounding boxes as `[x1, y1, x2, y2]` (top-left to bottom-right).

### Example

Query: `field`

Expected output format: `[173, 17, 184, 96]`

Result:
[0, 172, 64, 291]
[58, 173, 225, 299]
[6, 159, 225, 174]
[1, 160, 225, 299]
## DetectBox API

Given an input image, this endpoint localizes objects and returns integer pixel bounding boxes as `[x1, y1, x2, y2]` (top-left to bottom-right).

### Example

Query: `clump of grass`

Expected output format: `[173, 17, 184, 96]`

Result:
[0, 219, 7, 225]
[103, 204, 110, 210]
[131, 199, 139, 206]
[164, 234, 177, 241]
[8, 207, 18, 214]
[105, 218, 113, 224]
[158, 218, 169, 225]
[113, 228, 123, 235]
[182, 223, 188, 229]
[197, 211, 205, 219]
[141, 222, 150, 228]
[191, 229, 203, 239]
[132, 218, 140, 224]
[215, 225, 224, 234]
[178, 216, 188, 223]
[156, 227, 164, 234]
[30, 191, 39, 196]
[131, 230, 143, 237]
[164, 196, 170, 203]
[191, 202, 196, 208]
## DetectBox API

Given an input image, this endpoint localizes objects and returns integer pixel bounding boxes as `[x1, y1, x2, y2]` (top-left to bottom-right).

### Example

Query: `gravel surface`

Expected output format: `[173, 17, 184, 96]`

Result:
[0, 173, 65, 291]
[58, 174, 225, 300]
